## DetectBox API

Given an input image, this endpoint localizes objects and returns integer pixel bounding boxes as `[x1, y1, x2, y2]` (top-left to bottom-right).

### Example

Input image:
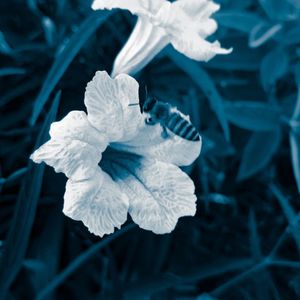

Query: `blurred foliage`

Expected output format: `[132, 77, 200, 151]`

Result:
[1, 0, 300, 299]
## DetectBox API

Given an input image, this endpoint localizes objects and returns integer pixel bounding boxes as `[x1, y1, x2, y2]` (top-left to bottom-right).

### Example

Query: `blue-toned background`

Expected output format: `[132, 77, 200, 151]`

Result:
[1, 0, 300, 299]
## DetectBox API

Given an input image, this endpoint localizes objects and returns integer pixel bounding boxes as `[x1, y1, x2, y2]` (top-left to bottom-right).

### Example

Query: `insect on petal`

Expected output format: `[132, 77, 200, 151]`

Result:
[112, 119, 202, 167]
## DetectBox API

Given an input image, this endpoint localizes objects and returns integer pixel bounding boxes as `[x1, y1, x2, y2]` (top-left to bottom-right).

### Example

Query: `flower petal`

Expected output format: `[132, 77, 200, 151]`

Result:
[174, 0, 220, 37]
[175, 0, 220, 19]
[84, 71, 124, 141]
[112, 118, 201, 166]
[85, 71, 144, 141]
[114, 74, 144, 140]
[63, 169, 129, 237]
[111, 17, 169, 76]
[30, 138, 102, 180]
[155, 0, 219, 37]
[49, 110, 108, 149]
[107, 157, 197, 234]
[171, 33, 232, 62]
[92, 0, 164, 15]
[152, 0, 230, 59]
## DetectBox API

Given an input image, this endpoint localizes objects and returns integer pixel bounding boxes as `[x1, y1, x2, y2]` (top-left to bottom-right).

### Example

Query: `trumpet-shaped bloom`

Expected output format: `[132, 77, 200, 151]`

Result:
[31, 71, 201, 236]
[92, 0, 232, 76]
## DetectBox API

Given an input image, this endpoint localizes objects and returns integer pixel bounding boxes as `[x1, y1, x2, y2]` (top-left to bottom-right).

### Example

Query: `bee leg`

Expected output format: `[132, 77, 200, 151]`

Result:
[161, 127, 169, 139]
[145, 117, 155, 125]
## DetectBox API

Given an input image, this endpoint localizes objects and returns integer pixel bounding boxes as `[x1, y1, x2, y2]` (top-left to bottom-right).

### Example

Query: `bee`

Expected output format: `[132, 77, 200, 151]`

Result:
[142, 97, 200, 141]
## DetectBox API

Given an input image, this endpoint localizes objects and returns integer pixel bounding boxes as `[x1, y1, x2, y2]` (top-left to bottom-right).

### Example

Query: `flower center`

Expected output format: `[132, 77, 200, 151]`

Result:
[100, 146, 143, 181]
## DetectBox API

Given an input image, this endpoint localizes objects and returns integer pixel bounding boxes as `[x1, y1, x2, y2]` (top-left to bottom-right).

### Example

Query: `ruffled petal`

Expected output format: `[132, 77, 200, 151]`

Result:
[84, 71, 124, 141]
[92, 0, 164, 15]
[30, 138, 102, 180]
[49, 110, 108, 150]
[151, 0, 230, 60]
[84, 71, 144, 141]
[114, 74, 144, 140]
[63, 169, 129, 237]
[171, 33, 232, 62]
[111, 116, 201, 167]
[175, 0, 220, 19]
[106, 156, 197, 234]
[175, 0, 220, 37]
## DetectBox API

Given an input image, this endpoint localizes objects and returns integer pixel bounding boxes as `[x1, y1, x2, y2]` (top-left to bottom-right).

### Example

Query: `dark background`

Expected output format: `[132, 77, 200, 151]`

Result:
[1, 0, 300, 299]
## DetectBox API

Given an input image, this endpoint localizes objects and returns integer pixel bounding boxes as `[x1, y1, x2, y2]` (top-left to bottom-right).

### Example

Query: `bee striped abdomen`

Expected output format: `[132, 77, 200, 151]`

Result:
[166, 113, 200, 141]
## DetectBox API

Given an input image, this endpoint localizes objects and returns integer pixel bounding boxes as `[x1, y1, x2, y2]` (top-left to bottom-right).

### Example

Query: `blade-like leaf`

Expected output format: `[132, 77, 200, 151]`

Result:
[0, 68, 26, 76]
[248, 210, 262, 259]
[225, 101, 281, 131]
[30, 11, 112, 125]
[249, 22, 282, 48]
[259, 0, 298, 21]
[238, 128, 281, 181]
[290, 130, 300, 193]
[260, 49, 289, 91]
[36, 223, 136, 300]
[165, 48, 230, 141]
[289, 80, 300, 193]
[269, 184, 300, 253]
[216, 11, 264, 33]
[0, 92, 60, 299]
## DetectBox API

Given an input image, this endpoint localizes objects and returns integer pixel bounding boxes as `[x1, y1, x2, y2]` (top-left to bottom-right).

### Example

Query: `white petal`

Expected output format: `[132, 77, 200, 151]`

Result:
[84, 71, 124, 141]
[108, 157, 197, 234]
[114, 74, 144, 140]
[175, 0, 220, 19]
[85, 71, 143, 141]
[63, 169, 129, 237]
[112, 116, 201, 167]
[30, 139, 102, 180]
[111, 17, 169, 76]
[49, 110, 108, 150]
[92, 0, 164, 15]
[171, 33, 232, 62]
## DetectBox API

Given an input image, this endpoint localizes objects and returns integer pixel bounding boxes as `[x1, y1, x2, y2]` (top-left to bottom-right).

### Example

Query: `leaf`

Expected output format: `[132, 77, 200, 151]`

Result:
[269, 184, 300, 253]
[260, 49, 289, 91]
[238, 128, 281, 181]
[0, 68, 26, 76]
[283, 27, 300, 46]
[0, 30, 12, 55]
[249, 22, 282, 48]
[165, 47, 230, 141]
[36, 224, 136, 300]
[225, 101, 281, 131]
[258, 0, 299, 21]
[42, 17, 57, 47]
[0, 167, 28, 188]
[289, 82, 300, 193]
[196, 294, 217, 300]
[122, 258, 254, 300]
[216, 11, 264, 33]
[30, 10, 112, 125]
[0, 92, 60, 299]
[289, 131, 300, 193]
[248, 210, 261, 259]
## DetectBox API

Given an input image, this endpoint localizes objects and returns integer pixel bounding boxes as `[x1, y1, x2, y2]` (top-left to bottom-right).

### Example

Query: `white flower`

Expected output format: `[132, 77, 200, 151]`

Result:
[92, 0, 232, 76]
[31, 71, 201, 236]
